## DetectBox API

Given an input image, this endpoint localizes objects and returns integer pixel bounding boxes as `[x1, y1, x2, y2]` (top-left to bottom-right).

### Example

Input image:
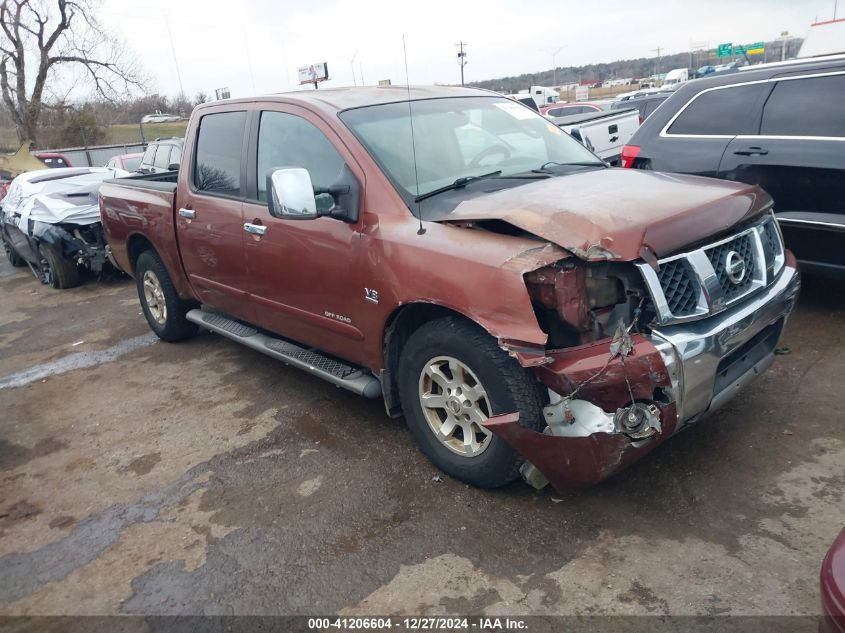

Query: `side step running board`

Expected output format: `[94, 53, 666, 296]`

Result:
[186, 309, 382, 399]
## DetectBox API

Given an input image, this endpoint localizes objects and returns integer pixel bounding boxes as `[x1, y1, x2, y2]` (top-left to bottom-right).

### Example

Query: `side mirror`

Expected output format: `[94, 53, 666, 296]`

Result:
[168, 163, 180, 171]
[267, 167, 319, 219]
[266, 165, 360, 223]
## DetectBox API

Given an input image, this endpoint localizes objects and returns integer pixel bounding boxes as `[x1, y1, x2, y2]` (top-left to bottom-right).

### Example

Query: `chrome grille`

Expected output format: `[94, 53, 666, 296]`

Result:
[637, 213, 786, 325]
[657, 259, 699, 316]
[706, 233, 755, 301]
[762, 220, 780, 259]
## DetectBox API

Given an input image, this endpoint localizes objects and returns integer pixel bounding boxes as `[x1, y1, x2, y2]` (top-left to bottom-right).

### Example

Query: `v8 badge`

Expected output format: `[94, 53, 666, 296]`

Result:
[364, 288, 379, 304]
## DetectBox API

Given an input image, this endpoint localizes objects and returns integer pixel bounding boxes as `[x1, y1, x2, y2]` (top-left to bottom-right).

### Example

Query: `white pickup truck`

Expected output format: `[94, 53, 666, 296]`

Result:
[548, 108, 640, 165]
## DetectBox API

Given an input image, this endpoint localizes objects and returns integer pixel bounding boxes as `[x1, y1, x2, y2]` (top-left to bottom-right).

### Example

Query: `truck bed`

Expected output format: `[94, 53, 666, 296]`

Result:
[554, 109, 640, 164]
[106, 170, 179, 193]
[99, 172, 180, 280]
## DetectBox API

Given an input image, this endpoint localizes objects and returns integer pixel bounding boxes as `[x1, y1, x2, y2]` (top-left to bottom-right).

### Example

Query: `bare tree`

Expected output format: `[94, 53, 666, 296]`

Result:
[0, 0, 145, 146]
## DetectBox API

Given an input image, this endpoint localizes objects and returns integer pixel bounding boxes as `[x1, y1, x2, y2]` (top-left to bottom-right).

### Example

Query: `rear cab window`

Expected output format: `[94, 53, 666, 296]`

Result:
[193, 111, 247, 197]
[666, 83, 767, 136]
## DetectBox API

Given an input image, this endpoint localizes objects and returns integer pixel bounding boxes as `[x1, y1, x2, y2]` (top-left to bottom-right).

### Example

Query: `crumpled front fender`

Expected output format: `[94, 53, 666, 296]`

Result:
[483, 405, 676, 492]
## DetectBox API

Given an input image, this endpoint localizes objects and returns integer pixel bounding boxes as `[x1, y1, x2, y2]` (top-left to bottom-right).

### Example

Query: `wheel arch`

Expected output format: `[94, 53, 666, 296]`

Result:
[124, 232, 194, 301]
[126, 233, 156, 275]
[381, 302, 497, 418]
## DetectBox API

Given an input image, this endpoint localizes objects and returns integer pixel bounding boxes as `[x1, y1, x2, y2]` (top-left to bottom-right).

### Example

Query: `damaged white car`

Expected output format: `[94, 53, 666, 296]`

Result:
[1, 167, 128, 288]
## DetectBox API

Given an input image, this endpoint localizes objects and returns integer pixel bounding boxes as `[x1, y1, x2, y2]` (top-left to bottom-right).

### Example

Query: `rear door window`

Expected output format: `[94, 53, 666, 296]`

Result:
[193, 111, 247, 197]
[667, 83, 766, 135]
[760, 74, 845, 137]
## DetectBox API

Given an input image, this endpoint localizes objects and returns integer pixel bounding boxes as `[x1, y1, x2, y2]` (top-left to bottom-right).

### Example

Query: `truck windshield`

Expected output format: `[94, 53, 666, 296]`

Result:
[339, 96, 601, 203]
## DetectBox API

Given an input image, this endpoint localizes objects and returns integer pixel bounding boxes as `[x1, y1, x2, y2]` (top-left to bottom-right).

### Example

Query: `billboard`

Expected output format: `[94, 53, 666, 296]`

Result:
[298, 62, 329, 86]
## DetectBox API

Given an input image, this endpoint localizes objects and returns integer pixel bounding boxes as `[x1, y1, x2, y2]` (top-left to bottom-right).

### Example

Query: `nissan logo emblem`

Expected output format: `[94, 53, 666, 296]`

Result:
[725, 251, 747, 285]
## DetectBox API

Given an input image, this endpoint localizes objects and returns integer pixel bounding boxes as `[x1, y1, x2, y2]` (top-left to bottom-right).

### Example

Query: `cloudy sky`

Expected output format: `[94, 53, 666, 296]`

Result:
[98, 0, 837, 98]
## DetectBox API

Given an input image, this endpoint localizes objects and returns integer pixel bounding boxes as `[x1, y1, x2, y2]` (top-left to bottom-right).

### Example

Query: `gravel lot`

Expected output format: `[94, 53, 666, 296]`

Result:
[0, 258, 843, 623]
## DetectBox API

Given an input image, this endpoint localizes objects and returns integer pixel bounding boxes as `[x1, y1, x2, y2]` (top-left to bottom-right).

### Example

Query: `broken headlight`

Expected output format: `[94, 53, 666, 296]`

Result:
[585, 275, 625, 310]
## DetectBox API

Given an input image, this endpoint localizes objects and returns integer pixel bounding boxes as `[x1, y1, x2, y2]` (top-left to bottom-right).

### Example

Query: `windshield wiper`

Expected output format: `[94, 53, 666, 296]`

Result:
[414, 170, 501, 202]
[533, 160, 607, 173]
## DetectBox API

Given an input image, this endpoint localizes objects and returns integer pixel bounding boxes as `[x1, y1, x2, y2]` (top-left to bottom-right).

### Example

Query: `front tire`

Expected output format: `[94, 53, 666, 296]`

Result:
[135, 250, 198, 342]
[40, 244, 80, 289]
[398, 316, 545, 489]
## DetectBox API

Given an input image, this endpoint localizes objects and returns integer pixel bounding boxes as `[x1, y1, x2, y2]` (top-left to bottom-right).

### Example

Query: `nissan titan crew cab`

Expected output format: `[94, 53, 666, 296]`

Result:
[99, 87, 800, 492]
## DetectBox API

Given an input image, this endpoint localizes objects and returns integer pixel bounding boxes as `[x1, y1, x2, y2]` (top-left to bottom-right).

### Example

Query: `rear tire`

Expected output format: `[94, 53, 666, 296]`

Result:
[40, 244, 80, 289]
[398, 316, 546, 489]
[2, 235, 26, 267]
[135, 250, 198, 342]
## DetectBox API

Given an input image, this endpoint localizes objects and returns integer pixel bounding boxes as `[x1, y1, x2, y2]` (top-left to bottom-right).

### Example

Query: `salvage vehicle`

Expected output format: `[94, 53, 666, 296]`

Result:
[137, 138, 183, 175]
[99, 86, 800, 492]
[34, 152, 73, 168]
[549, 107, 640, 164]
[106, 152, 143, 172]
[2, 167, 126, 288]
[610, 92, 669, 123]
[622, 55, 845, 278]
[543, 100, 613, 116]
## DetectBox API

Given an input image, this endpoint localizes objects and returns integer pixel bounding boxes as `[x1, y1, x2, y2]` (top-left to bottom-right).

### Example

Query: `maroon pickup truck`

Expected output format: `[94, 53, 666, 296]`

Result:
[99, 86, 800, 492]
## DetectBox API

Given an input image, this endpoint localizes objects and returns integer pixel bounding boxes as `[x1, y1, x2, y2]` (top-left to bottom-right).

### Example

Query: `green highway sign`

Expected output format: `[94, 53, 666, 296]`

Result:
[734, 42, 765, 56]
[718, 41, 765, 58]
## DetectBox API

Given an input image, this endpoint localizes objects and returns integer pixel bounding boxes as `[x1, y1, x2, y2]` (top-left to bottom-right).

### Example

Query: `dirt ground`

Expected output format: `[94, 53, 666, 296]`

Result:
[0, 257, 843, 622]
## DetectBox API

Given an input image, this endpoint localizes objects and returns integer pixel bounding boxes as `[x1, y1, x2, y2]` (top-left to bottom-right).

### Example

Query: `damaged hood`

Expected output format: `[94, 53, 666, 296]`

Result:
[439, 168, 772, 261]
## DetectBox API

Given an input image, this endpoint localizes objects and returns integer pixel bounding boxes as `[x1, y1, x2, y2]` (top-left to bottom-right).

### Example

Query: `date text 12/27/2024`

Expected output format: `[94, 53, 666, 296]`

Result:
[308, 617, 528, 631]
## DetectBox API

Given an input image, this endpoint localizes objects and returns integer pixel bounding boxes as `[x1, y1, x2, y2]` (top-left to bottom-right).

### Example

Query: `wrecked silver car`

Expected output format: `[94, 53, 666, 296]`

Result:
[1, 167, 127, 288]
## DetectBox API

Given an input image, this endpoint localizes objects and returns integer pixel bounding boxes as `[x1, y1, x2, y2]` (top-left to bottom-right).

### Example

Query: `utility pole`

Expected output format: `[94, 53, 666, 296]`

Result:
[347, 51, 358, 86]
[652, 46, 662, 75]
[163, 13, 185, 96]
[541, 47, 563, 86]
[456, 41, 467, 86]
[779, 31, 790, 61]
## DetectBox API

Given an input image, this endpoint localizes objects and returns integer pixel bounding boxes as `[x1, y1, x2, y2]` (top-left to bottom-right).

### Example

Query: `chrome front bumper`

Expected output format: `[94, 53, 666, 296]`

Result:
[650, 264, 800, 429]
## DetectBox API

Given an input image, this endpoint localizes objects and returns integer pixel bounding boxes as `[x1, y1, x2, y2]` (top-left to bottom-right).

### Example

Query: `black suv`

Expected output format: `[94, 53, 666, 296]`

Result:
[138, 137, 183, 174]
[622, 56, 845, 278]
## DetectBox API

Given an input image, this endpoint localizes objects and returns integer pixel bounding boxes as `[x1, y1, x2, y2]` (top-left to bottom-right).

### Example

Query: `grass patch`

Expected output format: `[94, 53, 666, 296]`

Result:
[108, 122, 187, 144]
[0, 121, 188, 151]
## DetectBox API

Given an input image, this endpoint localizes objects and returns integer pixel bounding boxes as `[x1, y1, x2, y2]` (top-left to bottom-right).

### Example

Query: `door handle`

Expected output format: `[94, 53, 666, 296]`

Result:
[243, 223, 268, 236]
[178, 208, 196, 219]
[733, 147, 769, 156]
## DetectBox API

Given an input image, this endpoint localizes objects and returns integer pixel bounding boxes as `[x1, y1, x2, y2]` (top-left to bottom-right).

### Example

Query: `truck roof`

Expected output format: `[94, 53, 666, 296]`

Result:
[196, 85, 494, 114]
